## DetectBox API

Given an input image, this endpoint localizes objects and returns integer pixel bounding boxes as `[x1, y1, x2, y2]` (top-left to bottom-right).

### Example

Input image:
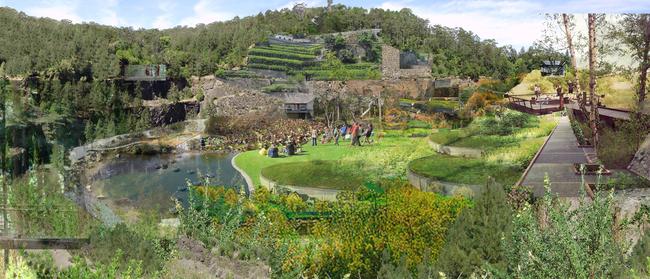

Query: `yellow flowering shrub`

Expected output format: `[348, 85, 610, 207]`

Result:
[308, 186, 469, 277]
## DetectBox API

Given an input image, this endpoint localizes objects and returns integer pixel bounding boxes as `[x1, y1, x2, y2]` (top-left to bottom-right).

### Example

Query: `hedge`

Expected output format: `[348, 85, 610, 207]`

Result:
[246, 63, 289, 72]
[248, 48, 317, 61]
[248, 55, 304, 67]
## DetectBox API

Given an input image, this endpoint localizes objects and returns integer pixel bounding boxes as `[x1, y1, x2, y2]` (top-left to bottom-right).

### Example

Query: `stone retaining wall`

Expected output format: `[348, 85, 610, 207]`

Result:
[260, 174, 341, 201]
[231, 153, 255, 195]
[428, 139, 483, 158]
[407, 169, 483, 197]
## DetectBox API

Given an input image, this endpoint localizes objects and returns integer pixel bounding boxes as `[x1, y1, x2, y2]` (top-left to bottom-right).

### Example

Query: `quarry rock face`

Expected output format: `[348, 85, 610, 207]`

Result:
[629, 133, 650, 181]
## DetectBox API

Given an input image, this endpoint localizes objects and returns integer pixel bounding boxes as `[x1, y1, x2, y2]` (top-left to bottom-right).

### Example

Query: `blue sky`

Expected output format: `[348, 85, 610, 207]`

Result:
[1, 0, 649, 48]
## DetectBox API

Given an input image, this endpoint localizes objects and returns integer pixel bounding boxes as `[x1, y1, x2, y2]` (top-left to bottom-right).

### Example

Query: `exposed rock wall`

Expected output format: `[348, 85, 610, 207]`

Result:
[307, 79, 433, 100]
[148, 101, 200, 126]
[381, 45, 431, 79]
[190, 74, 436, 118]
[629, 134, 650, 181]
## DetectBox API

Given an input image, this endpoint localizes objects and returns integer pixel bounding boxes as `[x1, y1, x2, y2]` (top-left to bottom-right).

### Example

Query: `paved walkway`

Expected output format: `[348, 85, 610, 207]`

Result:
[520, 116, 604, 197]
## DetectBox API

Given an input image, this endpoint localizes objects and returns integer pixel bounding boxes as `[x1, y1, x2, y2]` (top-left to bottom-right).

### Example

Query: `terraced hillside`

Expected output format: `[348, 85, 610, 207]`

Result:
[246, 42, 381, 80]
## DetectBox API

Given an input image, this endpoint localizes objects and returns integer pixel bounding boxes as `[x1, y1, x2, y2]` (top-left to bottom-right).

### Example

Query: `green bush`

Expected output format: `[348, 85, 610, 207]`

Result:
[83, 223, 172, 276]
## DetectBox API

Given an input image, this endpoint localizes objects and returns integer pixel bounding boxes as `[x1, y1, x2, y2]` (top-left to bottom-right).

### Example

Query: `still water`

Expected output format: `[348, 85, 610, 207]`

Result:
[90, 152, 245, 213]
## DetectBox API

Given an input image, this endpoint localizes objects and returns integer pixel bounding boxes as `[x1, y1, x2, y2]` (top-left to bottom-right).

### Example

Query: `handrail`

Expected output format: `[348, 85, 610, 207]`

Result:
[0, 237, 89, 249]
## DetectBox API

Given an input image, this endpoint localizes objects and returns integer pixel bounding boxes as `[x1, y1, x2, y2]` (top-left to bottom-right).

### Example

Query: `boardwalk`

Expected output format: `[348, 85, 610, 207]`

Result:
[565, 103, 632, 120]
[520, 116, 604, 197]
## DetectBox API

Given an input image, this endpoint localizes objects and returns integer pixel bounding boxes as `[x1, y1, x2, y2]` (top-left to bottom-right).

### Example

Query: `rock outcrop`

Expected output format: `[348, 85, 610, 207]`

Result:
[629, 133, 650, 181]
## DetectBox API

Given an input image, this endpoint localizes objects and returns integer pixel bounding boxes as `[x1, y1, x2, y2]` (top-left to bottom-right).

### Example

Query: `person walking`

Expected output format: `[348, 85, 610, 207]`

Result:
[350, 122, 359, 146]
[311, 128, 318, 146]
[534, 84, 541, 100]
[364, 123, 373, 144]
[334, 125, 341, 145]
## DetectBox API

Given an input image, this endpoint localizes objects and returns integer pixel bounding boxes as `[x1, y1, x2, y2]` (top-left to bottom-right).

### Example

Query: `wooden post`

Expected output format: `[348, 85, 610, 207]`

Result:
[0, 238, 89, 250]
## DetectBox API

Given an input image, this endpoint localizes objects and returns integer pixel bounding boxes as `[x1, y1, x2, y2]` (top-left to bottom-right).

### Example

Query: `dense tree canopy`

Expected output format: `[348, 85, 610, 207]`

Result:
[0, 5, 559, 80]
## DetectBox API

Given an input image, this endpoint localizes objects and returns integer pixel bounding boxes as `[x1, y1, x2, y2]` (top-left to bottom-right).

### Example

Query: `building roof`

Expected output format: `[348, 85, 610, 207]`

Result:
[541, 60, 565, 66]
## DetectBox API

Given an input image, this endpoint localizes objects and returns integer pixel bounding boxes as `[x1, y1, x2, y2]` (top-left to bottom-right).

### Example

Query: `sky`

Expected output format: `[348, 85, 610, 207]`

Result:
[1, 0, 649, 49]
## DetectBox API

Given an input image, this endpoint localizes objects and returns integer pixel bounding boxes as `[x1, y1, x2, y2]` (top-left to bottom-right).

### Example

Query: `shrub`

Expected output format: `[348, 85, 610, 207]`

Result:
[310, 186, 470, 278]
[603, 172, 650, 190]
[598, 126, 640, 168]
[283, 193, 306, 211]
[436, 181, 513, 277]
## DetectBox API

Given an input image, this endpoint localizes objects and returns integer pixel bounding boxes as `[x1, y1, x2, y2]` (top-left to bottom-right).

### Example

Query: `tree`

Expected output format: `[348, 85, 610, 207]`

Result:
[561, 14, 583, 106]
[503, 179, 625, 278]
[611, 14, 650, 111]
[435, 180, 513, 277]
[588, 14, 601, 148]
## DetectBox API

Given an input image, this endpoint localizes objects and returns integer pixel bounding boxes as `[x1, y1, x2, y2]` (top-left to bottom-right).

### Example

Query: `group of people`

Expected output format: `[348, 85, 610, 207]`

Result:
[259, 121, 376, 158]
[532, 82, 574, 108]
[533, 81, 575, 99]
[217, 117, 321, 151]
[311, 122, 374, 147]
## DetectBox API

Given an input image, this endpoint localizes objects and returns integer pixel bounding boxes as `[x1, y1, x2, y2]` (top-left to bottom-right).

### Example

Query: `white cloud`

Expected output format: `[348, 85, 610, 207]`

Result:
[180, 0, 235, 27]
[378, 0, 545, 48]
[97, 0, 128, 26]
[153, 0, 176, 29]
[549, 0, 650, 13]
[278, 0, 326, 11]
[26, 1, 82, 22]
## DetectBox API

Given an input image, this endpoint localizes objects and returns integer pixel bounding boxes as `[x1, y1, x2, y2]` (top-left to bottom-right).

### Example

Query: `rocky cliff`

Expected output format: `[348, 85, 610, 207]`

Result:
[629, 134, 650, 181]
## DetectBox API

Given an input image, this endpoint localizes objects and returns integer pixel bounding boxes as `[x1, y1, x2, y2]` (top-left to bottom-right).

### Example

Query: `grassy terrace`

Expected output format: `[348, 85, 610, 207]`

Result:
[400, 98, 459, 112]
[412, 112, 558, 186]
[409, 154, 523, 185]
[261, 160, 366, 190]
[246, 42, 381, 80]
[429, 113, 557, 151]
[234, 128, 435, 188]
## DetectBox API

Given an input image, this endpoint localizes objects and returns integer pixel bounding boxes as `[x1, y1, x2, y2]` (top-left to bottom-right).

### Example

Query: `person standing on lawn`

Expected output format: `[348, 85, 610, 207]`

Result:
[311, 127, 318, 146]
[334, 125, 341, 145]
[364, 123, 373, 144]
[350, 122, 359, 146]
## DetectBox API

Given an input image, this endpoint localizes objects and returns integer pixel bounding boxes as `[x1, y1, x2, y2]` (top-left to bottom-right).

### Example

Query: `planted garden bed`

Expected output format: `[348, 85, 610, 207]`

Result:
[573, 163, 611, 175]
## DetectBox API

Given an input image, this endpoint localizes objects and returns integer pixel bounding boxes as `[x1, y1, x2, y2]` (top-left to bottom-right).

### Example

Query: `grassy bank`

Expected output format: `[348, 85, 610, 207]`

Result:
[409, 154, 522, 185]
[261, 160, 365, 190]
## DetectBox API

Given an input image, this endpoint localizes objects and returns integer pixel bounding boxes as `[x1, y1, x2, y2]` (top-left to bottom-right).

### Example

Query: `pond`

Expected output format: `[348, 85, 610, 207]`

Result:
[89, 152, 246, 214]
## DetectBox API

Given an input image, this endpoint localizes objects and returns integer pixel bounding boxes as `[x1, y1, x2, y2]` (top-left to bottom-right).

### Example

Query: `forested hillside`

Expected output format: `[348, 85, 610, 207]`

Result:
[0, 5, 563, 80]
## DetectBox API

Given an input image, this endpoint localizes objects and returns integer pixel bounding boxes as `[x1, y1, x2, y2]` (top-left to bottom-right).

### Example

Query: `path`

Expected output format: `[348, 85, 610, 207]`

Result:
[566, 103, 632, 120]
[520, 116, 608, 197]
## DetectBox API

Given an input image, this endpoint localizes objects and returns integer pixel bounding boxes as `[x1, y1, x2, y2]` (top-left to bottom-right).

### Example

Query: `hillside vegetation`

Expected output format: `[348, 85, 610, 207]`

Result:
[0, 5, 554, 81]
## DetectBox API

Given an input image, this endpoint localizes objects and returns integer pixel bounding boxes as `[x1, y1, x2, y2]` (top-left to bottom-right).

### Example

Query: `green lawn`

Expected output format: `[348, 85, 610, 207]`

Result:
[234, 129, 435, 187]
[409, 154, 522, 186]
[428, 99, 458, 110]
[261, 160, 366, 190]
[429, 114, 556, 151]
[235, 115, 556, 190]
